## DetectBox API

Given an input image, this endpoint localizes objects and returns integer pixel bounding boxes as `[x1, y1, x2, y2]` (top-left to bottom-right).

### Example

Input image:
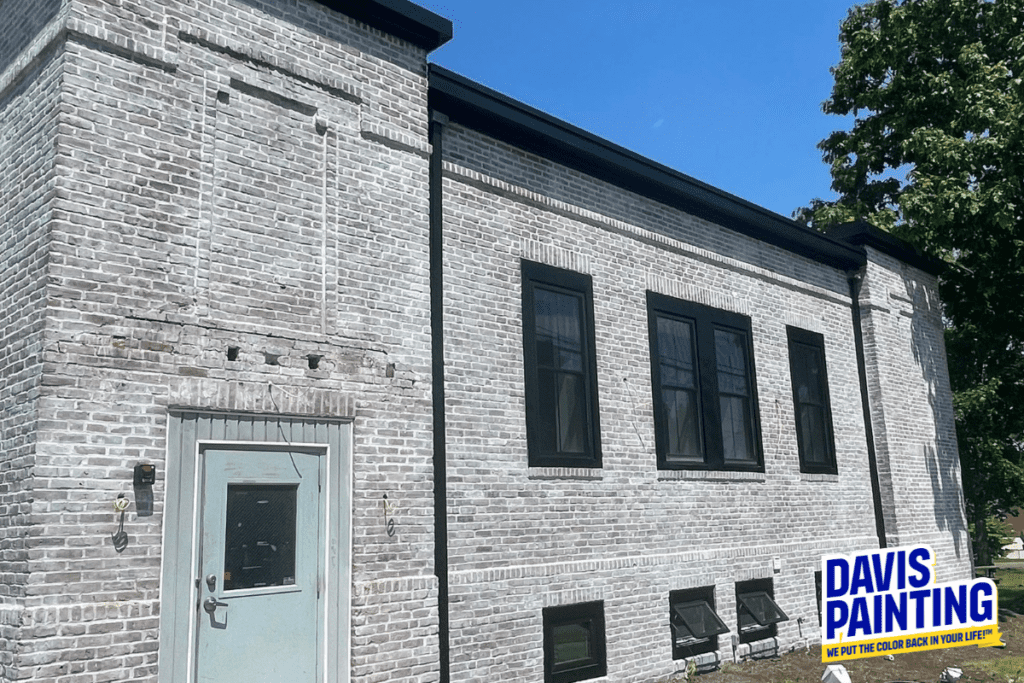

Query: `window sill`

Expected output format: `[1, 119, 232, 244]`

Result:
[735, 636, 778, 660]
[528, 467, 603, 481]
[657, 469, 766, 483]
[800, 472, 840, 483]
[675, 650, 722, 673]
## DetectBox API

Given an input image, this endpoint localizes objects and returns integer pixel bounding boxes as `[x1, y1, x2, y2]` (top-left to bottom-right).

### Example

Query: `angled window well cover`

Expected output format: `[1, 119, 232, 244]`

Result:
[737, 591, 789, 628]
[671, 600, 730, 641]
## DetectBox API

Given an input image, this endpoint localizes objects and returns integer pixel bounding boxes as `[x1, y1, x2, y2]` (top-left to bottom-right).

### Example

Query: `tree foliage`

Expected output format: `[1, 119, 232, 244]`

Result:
[801, 0, 1024, 563]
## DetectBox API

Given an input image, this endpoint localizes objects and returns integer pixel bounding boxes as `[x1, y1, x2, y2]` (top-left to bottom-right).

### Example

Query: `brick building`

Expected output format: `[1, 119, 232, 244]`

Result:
[0, 1, 969, 682]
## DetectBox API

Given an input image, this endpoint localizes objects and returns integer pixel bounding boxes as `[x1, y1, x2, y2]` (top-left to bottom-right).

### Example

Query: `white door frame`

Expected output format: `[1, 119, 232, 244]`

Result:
[160, 412, 352, 683]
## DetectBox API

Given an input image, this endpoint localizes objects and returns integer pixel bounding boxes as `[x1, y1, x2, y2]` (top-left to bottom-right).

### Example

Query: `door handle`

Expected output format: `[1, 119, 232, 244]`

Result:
[203, 597, 228, 614]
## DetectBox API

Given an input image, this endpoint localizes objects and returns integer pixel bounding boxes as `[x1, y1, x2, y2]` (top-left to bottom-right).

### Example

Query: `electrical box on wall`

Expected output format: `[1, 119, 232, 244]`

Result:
[134, 463, 156, 486]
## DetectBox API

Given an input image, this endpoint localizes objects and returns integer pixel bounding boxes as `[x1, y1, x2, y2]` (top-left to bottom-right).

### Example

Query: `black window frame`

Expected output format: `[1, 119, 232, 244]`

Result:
[543, 601, 607, 683]
[814, 570, 823, 627]
[786, 326, 838, 474]
[735, 578, 789, 644]
[647, 292, 764, 471]
[669, 586, 729, 660]
[522, 260, 602, 468]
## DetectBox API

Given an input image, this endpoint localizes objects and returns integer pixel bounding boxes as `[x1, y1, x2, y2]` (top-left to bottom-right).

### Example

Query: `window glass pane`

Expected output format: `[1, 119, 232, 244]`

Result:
[789, 334, 834, 472]
[223, 484, 297, 591]
[714, 329, 749, 396]
[793, 344, 823, 405]
[556, 373, 586, 454]
[535, 288, 583, 372]
[720, 395, 755, 461]
[664, 388, 702, 459]
[799, 404, 828, 463]
[657, 317, 697, 388]
[657, 315, 702, 460]
[552, 621, 592, 669]
[715, 329, 755, 462]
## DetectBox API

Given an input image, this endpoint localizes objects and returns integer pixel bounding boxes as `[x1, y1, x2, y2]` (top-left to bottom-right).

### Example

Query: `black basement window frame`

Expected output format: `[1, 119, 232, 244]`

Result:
[522, 260, 602, 468]
[646, 292, 764, 471]
[786, 326, 838, 474]
[735, 579, 789, 644]
[543, 601, 607, 683]
[670, 586, 729, 660]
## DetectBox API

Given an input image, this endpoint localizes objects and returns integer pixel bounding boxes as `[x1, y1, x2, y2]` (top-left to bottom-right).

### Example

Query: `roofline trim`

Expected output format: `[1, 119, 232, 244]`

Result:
[827, 222, 945, 276]
[316, 0, 452, 51]
[428, 65, 866, 272]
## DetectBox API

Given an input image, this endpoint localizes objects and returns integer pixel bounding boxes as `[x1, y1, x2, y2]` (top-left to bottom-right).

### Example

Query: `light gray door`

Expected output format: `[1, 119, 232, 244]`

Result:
[195, 446, 323, 683]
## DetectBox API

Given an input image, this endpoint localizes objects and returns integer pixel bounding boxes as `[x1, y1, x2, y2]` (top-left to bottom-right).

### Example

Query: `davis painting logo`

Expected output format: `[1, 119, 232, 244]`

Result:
[821, 545, 1001, 662]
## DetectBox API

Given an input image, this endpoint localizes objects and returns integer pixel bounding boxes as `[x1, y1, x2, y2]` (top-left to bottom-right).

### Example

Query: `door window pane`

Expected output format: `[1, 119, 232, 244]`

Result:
[223, 484, 297, 590]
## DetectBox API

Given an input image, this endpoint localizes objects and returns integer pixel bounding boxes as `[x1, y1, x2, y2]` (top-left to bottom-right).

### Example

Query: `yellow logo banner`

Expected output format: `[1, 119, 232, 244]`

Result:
[822, 625, 1003, 663]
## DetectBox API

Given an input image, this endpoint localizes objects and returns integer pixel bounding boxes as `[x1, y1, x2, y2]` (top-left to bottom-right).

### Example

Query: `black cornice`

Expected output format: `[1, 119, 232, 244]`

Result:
[827, 222, 945, 276]
[317, 0, 452, 51]
[428, 65, 866, 272]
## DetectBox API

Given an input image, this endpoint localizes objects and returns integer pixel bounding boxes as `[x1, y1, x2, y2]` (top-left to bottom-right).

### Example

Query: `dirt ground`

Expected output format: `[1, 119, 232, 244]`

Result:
[691, 612, 1024, 683]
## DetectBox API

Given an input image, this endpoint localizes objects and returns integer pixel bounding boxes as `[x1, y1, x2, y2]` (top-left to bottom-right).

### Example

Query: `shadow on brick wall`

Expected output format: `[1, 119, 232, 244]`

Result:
[905, 271, 967, 562]
[0, 0, 61, 76]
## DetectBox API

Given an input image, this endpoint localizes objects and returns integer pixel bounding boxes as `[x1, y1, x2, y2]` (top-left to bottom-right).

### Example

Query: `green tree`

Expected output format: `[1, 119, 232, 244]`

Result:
[800, 0, 1024, 564]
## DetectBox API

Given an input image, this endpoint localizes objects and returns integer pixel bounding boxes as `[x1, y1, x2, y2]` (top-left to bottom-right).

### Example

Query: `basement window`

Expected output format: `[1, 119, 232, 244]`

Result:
[736, 579, 789, 643]
[670, 587, 729, 660]
[543, 601, 606, 683]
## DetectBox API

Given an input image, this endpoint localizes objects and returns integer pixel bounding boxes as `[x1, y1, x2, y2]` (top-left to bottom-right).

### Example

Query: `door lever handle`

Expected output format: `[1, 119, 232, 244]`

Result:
[203, 597, 228, 614]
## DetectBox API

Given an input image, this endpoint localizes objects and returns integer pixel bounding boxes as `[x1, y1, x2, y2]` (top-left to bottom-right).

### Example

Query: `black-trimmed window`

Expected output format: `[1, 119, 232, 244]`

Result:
[736, 579, 789, 643]
[522, 261, 601, 468]
[543, 601, 606, 683]
[786, 327, 837, 474]
[815, 570, 823, 627]
[647, 292, 763, 470]
[670, 587, 729, 660]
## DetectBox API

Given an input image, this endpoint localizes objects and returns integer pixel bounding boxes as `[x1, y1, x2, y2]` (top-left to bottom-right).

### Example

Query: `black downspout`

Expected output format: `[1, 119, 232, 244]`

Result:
[429, 109, 450, 683]
[848, 271, 887, 548]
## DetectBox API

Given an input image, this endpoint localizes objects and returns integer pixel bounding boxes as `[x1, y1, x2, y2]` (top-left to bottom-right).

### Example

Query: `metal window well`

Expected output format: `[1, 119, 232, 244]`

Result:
[737, 591, 789, 630]
[671, 600, 730, 644]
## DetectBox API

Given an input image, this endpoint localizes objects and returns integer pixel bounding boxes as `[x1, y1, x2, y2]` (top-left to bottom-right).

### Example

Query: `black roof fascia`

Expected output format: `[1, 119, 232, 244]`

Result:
[428, 65, 865, 272]
[316, 0, 452, 51]
[827, 221, 945, 276]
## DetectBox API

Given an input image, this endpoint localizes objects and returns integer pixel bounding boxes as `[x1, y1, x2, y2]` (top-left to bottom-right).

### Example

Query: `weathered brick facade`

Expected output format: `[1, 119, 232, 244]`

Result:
[0, 1, 969, 682]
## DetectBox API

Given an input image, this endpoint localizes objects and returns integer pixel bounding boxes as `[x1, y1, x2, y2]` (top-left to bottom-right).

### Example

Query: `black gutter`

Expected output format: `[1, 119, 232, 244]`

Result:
[848, 271, 887, 548]
[316, 0, 452, 51]
[429, 65, 866, 273]
[429, 110, 450, 683]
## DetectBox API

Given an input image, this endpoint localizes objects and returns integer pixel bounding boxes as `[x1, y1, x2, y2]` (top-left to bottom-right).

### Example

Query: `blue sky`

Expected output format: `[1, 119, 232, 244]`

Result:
[416, 0, 857, 219]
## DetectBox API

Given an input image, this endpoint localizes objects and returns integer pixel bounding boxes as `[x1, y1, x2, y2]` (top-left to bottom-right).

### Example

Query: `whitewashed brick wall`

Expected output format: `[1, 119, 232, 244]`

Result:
[2, 0, 438, 680]
[439, 121, 968, 681]
[858, 247, 970, 582]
